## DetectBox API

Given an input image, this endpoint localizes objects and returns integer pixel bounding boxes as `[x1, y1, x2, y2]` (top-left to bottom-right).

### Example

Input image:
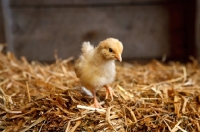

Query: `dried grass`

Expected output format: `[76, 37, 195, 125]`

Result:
[0, 50, 199, 132]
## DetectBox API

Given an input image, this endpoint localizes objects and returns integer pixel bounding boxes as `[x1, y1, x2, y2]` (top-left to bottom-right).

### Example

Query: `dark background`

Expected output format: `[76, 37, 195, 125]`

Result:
[0, 0, 199, 62]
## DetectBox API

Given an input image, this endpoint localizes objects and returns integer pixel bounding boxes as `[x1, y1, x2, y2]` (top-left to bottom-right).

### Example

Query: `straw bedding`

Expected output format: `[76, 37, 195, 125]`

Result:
[0, 50, 199, 132]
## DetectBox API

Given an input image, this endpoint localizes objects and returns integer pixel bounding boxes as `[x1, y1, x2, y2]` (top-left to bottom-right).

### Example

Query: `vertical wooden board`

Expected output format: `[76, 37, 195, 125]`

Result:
[8, 6, 169, 61]
[0, 0, 5, 43]
[197, 0, 200, 57]
[9, 0, 167, 6]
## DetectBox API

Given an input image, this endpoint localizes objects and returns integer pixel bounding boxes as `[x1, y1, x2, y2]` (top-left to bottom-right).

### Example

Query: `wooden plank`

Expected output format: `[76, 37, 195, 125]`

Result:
[5, 5, 169, 61]
[184, 0, 196, 59]
[9, 0, 167, 6]
[168, 0, 196, 61]
[196, 0, 200, 57]
[0, 0, 5, 43]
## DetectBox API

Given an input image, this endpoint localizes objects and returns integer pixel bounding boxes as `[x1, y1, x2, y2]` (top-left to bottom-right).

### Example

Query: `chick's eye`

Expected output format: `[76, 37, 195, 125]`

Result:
[109, 48, 113, 52]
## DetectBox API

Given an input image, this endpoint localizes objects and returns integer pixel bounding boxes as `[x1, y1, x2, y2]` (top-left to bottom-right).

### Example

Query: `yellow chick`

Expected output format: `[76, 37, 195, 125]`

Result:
[75, 38, 123, 108]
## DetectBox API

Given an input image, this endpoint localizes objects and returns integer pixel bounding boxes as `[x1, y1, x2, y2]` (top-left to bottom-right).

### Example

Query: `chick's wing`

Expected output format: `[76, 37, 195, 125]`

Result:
[74, 42, 94, 78]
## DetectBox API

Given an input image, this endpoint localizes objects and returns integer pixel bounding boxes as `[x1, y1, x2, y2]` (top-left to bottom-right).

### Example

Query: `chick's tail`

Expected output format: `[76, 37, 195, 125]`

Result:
[81, 42, 94, 54]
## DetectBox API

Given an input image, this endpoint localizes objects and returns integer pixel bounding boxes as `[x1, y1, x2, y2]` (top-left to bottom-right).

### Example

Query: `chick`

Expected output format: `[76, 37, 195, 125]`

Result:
[75, 38, 123, 108]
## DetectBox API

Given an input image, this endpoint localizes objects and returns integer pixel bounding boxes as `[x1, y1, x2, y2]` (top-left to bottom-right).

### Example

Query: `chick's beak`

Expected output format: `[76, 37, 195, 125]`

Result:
[115, 54, 122, 62]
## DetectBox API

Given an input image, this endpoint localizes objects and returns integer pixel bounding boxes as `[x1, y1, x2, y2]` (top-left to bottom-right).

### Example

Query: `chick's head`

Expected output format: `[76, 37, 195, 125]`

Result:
[98, 38, 123, 61]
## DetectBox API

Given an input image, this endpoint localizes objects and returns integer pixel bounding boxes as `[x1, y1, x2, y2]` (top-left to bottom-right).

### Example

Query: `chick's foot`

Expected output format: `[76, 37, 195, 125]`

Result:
[90, 96, 102, 108]
[105, 85, 117, 101]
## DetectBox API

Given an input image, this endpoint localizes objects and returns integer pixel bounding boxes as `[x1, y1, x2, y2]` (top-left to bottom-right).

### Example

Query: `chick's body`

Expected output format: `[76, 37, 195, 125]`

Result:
[76, 51, 115, 91]
[75, 38, 123, 108]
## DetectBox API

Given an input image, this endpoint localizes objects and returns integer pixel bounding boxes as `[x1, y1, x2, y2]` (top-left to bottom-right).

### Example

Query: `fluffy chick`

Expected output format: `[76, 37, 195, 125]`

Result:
[74, 38, 123, 108]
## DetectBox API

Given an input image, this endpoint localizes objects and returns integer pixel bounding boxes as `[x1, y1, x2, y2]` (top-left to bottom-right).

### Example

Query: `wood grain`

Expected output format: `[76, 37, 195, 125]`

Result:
[0, 0, 5, 43]
[6, 6, 169, 61]
[9, 0, 166, 6]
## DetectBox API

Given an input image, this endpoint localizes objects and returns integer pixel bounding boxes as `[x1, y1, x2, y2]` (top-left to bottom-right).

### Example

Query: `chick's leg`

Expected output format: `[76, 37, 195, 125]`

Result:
[90, 90, 102, 108]
[105, 85, 117, 101]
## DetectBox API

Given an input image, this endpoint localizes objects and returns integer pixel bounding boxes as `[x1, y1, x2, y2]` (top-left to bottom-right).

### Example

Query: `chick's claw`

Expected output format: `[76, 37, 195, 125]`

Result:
[90, 96, 102, 108]
[105, 85, 118, 101]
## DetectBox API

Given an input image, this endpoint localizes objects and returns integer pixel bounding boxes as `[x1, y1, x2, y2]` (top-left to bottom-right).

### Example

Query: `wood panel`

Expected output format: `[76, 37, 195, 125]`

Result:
[197, 0, 200, 57]
[168, 0, 196, 61]
[9, 0, 167, 6]
[0, 0, 5, 43]
[5, 5, 170, 61]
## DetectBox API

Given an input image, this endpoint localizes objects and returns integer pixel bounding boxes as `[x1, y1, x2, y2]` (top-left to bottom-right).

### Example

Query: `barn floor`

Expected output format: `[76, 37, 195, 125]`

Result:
[0, 51, 199, 132]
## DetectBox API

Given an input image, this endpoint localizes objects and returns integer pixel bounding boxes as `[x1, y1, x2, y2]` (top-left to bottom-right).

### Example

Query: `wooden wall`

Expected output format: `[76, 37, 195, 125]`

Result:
[168, 0, 196, 61]
[197, 0, 200, 57]
[0, 0, 5, 43]
[1, 0, 198, 61]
